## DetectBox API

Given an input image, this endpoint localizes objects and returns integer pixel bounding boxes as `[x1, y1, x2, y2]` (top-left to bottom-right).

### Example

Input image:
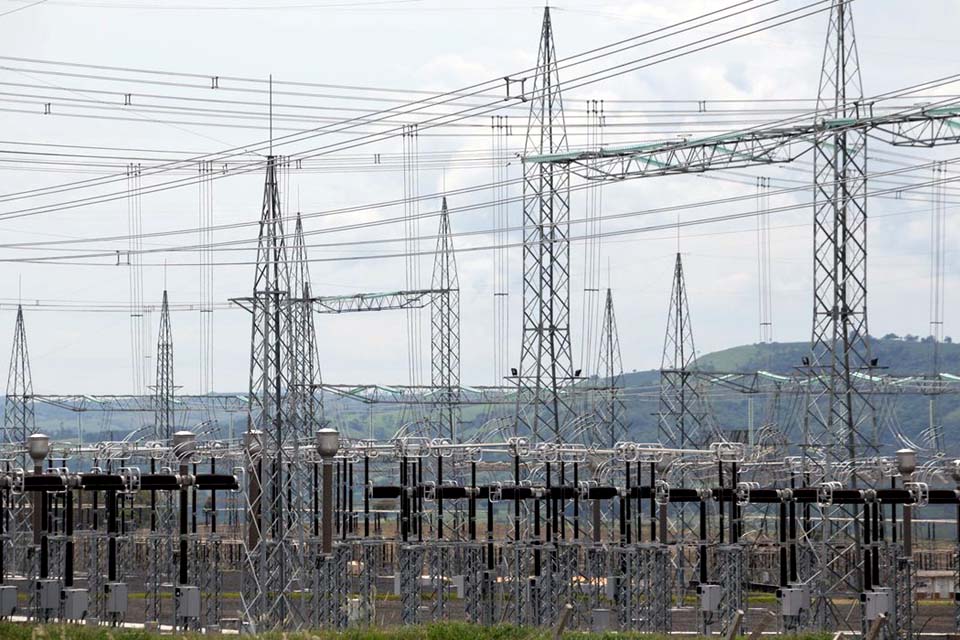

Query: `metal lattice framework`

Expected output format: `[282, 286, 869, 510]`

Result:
[805, 1, 874, 628]
[595, 288, 628, 447]
[430, 197, 461, 441]
[235, 156, 305, 630]
[659, 253, 712, 450]
[290, 213, 325, 438]
[153, 290, 175, 441]
[515, 6, 574, 443]
[2, 3, 960, 638]
[4, 305, 34, 447]
[806, 0, 874, 482]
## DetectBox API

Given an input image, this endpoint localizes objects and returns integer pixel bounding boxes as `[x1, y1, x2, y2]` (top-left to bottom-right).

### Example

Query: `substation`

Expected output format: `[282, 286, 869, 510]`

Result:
[2, 0, 960, 638]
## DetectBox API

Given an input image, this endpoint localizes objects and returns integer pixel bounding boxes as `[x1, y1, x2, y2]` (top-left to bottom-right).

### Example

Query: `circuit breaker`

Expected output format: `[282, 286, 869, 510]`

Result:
[104, 582, 128, 615]
[62, 588, 88, 621]
[698, 583, 722, 613]
[175, 585, 200, 620]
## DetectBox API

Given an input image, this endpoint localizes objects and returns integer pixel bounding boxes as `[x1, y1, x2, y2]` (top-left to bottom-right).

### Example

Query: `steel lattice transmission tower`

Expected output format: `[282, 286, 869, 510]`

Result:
[153, 290, 175, 441]
[430, 197, 460, 441]
[515, 6, 574, 442]
[290, 212, 325, 437]
[237, 156, 305, 630]
[4, 305, 34, 579]
[658, 253, 711, 450]
[147, 290, 176, 625]
[658, 253, 714, 606]
[4, 304, 34, 446]
[595, 288, 627, 447]
[806, 0, 876, 480]
[805, 0, 876, 628]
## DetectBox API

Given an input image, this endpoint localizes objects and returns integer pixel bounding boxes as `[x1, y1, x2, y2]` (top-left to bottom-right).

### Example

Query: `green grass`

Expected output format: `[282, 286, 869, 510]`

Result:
[0, 622, 837, 640]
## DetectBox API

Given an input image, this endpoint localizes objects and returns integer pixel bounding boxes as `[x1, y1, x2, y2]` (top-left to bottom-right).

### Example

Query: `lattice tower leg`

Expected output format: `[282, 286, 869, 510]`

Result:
[429, 543, 447, 621]
[10, 496, 29, 578]
[198, 537, 223, 631]
[581, 546, 607, 630]
[643, 544, 672, 633]
[240, 536, 264, 633]
[145, 533, 164, 625]
[614, 546, 633, 630]
[955, 539, 960, 631]
[335, 544, 351, 629]
[359, 542, 376, 626]
[111, 533, 130, 627]
[85, 532, 104, 622]
[527, 546, 544, 627]
[717, 544, 746, 636]
[399, 544, 424, 625]
[551, 543, 567, 626]
[541, 546, 555, 628]
[894, 552, 915, 640]
[481, 550, 496, 626]
[511, 546, 525, 626]
[462, 543, 483, 624]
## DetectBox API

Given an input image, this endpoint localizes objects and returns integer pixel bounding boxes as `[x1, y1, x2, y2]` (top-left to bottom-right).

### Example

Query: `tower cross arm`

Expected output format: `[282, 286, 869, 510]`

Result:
[525, 101, 960, 181]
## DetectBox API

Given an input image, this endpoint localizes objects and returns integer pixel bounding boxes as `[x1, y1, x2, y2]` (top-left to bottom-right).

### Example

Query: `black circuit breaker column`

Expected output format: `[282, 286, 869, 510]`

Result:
[315, 428, 340, 555]
[173, 430, 199, 629]
[27, 434, 50, 547]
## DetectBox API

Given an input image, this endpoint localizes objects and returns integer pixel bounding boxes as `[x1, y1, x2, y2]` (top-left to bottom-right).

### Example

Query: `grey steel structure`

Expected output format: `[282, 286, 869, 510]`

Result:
[4, 305, 34, 447]
[515, 7, 574, 443]
[2, 3, 960, 638]
[233, 156, 309, 630]
[430, 197, 461, 442]
[154, 290, 175, 442]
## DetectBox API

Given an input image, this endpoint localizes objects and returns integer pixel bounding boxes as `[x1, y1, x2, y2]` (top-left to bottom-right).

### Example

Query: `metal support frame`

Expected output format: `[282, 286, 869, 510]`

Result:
[515, 6, 575, 443]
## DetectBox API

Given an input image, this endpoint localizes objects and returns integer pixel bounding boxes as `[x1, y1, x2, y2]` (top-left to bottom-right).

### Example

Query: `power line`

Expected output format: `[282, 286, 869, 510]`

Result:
[0, 0, 834, 212]
[7, 167, 958, 266]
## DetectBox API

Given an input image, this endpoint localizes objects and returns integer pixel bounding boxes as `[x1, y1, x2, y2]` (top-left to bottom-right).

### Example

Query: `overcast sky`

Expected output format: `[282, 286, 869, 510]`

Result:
[0, 0, 957, 395]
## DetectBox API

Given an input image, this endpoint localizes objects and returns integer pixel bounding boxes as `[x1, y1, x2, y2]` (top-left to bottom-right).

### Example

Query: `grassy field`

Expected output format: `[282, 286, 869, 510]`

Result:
[0, 622, 837, 640]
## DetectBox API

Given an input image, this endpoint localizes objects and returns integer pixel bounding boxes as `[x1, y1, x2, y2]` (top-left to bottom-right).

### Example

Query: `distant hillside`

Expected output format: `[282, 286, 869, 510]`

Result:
[618, 335, 960, 448]
[14, 335, 958, 453]
[694, 335, 960, 375]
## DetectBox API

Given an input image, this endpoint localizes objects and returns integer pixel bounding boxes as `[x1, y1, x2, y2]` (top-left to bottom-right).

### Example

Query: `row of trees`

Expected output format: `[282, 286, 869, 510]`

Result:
[879, 333, 953, 343]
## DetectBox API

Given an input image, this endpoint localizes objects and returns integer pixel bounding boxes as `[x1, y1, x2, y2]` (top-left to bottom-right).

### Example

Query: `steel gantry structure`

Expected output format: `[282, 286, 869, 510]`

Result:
[307, 198, 461, 440]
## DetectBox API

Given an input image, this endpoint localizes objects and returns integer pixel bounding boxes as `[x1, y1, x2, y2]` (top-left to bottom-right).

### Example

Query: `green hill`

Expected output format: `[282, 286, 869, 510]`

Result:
[14, 335, 958, 455]
[694, 335, 960, 375]
[618, 335, 960, 450]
